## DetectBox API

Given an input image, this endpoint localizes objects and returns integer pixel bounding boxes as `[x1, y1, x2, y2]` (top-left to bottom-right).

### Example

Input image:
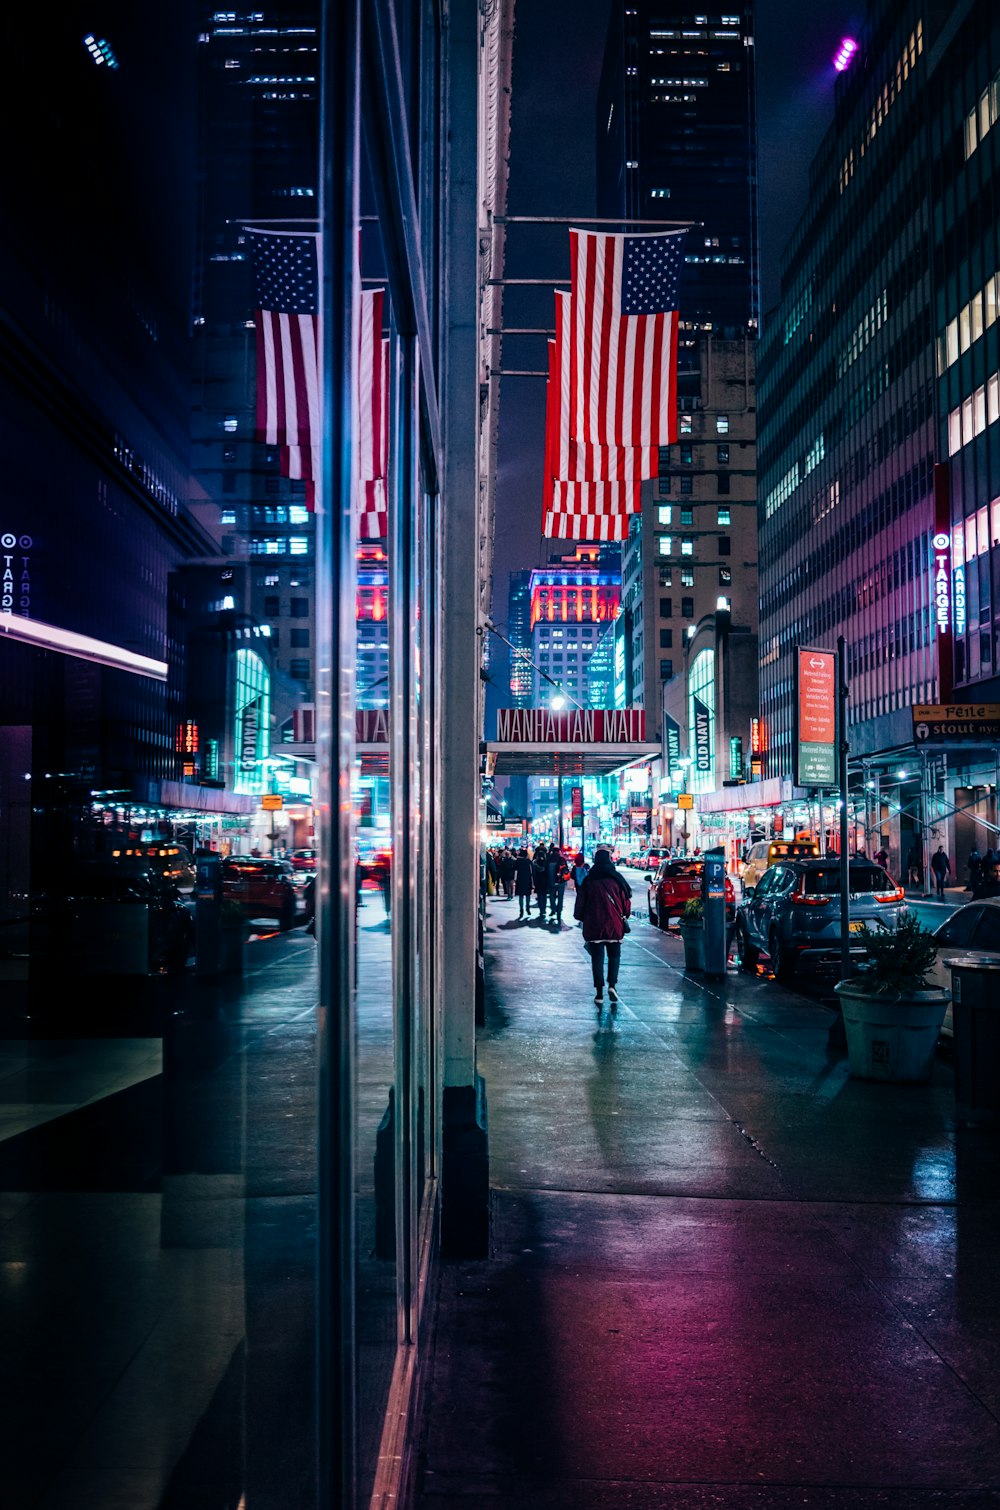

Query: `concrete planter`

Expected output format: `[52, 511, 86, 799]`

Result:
[834, 981, 950, 1083]
[679, 919, 705, 974]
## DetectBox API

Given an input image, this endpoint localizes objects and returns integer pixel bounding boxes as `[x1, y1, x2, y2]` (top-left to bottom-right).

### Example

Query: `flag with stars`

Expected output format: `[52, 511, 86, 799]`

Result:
[250, 230, 320, 458]
[569, 227, 685, 447]
[541, 292, 644, 541]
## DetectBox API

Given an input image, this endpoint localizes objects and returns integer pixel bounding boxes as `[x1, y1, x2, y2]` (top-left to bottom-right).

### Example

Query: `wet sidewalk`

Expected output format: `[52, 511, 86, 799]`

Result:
[415, 898, 1000, 1508]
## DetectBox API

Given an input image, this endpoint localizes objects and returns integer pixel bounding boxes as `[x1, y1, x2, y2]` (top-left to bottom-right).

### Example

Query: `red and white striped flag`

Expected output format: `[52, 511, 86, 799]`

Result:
[541, 293, 645, 541]
[553, 291, 656, 482]
[569, 227, 684, 447]
[250, 229, 320, 509]
[358, 294, 388, 539]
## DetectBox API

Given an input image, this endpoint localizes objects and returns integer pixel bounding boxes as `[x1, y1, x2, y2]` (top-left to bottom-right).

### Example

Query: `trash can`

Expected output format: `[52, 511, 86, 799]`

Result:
[946, 955, 1000, 1127]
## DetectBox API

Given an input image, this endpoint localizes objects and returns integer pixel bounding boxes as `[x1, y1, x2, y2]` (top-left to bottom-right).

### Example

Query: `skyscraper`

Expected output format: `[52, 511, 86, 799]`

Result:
[757, 0, 1000, 873]
[597, 3, 758, 336]
[597, 4, 759, 853]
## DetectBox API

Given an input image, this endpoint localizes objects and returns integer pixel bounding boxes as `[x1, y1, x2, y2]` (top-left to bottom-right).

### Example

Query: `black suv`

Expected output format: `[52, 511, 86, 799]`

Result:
[735, 858, 906, 981]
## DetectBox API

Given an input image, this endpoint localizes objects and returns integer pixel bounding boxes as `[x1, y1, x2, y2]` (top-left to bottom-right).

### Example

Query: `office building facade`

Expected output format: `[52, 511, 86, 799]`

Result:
[757, 0, 1000, 874]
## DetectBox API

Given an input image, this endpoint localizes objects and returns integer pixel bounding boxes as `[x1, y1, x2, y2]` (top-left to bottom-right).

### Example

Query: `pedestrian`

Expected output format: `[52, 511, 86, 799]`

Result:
[972, 857, 1000, 899]
[930, 844, 951, 898]
[571, 851, 590, 890]
[574, 846, 631, 1007]
[532, 843, 550, 921]
[968, 846, 983, 892]
[547, 842, 570, 924]
[498, 847, 516, 899]
[874, 846, 888, 870]
[514, 847, 534, 917]
[906, 844, 923, 887]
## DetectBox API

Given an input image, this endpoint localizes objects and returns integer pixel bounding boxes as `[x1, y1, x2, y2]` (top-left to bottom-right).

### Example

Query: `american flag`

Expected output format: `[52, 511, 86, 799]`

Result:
[358, 291, 388, 539]
[250, 229, 388, 531]
[553, 291, 655, 482]
[569, 228, 684, 447]
[250, 230, 320, 454]
[541, 292, 644, 541]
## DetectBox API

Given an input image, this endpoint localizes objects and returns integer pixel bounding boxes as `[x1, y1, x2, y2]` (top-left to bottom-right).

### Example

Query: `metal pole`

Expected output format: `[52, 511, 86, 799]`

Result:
[837, 636, 851, 988]
[558, 775, 564, 849]
[920, 750, 933, 899]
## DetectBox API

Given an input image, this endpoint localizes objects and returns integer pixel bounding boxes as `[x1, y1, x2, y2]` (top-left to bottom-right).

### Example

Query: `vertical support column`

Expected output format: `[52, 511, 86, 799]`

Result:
[920, 750, 933, 900]
[438, 0, 488, 1259]
[390, 333, 417, 1338]
[316, 0, 360, 1502]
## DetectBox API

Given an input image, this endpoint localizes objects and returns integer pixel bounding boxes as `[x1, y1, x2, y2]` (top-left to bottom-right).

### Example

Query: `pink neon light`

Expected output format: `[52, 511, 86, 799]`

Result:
[833, 37, 858, 72]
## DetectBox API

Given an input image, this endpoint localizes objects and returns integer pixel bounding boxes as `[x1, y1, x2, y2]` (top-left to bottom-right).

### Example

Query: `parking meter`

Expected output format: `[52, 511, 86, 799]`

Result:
[701, 845, 728, 979]
[195, 852, 223, 975]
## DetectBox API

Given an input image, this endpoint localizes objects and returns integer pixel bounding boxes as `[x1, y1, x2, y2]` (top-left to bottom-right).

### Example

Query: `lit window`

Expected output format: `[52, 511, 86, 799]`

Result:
[679, 413, 693, 435]
[717, 508, 731, 525]
[223, 415, 238, 433]
[220, 509, 236, 525]
[715, 415, 729, 434]
[289, 536, 310, 555]
[658, 505, 672, 525]
[288, 505, 310, 524]
[650, 188, 671, 199]
[681, 508, 693, 526]
[658, 536, 673, 555]
[681, 569, 694, 587]
[681, 538, 694, 556]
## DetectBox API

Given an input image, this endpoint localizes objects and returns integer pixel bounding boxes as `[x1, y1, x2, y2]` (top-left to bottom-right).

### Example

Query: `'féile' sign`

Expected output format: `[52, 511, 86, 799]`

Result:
[495, 708, 646, 742]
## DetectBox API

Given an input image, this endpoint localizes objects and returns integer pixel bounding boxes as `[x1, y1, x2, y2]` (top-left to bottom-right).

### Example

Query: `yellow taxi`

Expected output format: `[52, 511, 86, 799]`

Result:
[741, 833, 820, 894]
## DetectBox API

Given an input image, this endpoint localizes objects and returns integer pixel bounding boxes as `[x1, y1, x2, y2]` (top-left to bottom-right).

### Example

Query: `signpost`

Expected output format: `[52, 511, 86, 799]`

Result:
[794, 646, 837, 787]
[571, 785, 583, 829]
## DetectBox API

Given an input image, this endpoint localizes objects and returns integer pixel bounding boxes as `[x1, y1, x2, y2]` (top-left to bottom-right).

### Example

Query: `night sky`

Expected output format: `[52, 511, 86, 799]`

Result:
[488, 0, 861, 718]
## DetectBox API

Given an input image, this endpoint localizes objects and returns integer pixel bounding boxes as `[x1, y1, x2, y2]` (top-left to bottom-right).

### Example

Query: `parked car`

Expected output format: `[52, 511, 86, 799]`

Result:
[741, 836, 820, 894]
[65, 859, 194, 975]
[928, 897, 1000, 1035]
[114, 842, 196, 894]
[647, 859, 735, 929]
[222, 857, 300, 929]
[289, 847, 318, 872]
[734, 858, 906, 982]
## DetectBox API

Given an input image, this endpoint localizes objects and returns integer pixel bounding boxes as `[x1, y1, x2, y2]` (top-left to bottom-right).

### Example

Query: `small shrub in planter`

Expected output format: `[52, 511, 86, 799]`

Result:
[835, 912, 948, 1081]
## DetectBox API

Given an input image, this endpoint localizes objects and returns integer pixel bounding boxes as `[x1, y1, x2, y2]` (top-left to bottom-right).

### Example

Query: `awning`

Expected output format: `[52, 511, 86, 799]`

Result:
[486, 741, 661, 778]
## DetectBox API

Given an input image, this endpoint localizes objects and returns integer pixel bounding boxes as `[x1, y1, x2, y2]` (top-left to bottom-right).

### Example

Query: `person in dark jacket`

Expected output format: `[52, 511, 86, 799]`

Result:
[532, 843, 550, 920]
[546, 843, 570, 924]
[514, 847, 534, 917]
[573, 846, 632, 1007]
[498, 848, 516, 899]
[972, 858, 1000, 900]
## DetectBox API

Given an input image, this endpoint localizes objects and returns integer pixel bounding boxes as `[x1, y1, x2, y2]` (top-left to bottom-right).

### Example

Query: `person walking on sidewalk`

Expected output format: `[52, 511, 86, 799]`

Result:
[571, 851, 589, 891]
[514, 847, 534, 917]
[546, 842, 570, 924]
[906, 843, 923, 887]
[498, 848, 515, 899]
[573, 846, 631, 1007]
[532, 843, 550, 921]
[930, 844, 951, 898]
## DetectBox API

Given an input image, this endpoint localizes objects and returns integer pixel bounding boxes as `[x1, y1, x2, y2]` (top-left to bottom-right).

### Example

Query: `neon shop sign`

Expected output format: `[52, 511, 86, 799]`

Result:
[932, 532, 965, 637]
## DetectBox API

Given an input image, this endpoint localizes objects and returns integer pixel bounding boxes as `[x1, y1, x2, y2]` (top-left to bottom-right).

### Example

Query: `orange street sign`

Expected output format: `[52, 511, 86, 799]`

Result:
[261, 793, 283, 810]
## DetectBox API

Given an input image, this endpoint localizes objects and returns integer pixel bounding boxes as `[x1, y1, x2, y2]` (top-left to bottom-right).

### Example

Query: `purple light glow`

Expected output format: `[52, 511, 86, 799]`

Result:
[833, 37, 858, 72]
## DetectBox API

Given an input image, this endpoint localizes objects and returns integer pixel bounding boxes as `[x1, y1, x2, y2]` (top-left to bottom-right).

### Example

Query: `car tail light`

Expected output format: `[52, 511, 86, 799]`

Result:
[790, 877, 830, 906]
[874, 886, 905, 903]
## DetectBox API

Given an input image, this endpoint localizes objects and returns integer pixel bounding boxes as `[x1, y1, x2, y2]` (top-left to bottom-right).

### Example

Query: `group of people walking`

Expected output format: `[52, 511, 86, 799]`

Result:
[485, 841, 633, 1007]
[485, 842, 574, 922]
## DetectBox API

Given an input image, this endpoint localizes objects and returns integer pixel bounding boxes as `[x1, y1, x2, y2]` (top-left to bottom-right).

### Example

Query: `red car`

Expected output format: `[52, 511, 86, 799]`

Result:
[223, 857, 300, 929]
[647, 859, 735, 929]
[289, 848, 317, 872]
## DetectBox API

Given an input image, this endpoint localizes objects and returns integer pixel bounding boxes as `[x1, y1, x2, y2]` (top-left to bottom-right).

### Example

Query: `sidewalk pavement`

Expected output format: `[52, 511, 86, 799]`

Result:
[415, 898, 1000, 1509]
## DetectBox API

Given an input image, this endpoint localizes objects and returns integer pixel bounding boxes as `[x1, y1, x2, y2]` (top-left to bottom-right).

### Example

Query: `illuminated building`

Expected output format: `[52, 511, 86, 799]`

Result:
[757, 0, 1000, 868]
[528, 546, 621, 708]
[193, 4, 321, 719]
[597, 2, 759, 338]
[357, 544, 390, 710]
[507, 568, 533, 707]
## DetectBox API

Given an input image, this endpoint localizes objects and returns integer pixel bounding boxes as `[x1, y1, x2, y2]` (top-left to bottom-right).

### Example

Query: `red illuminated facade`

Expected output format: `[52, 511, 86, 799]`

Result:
[528, 546, 621, 707]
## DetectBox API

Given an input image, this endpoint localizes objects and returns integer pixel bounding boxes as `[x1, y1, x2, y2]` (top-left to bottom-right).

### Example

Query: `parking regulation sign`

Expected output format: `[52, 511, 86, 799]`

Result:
[795, 645, 836, 787]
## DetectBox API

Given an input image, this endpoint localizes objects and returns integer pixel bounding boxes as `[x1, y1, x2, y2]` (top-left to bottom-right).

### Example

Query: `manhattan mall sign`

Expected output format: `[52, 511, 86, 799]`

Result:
[488, 708, 658, 777]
